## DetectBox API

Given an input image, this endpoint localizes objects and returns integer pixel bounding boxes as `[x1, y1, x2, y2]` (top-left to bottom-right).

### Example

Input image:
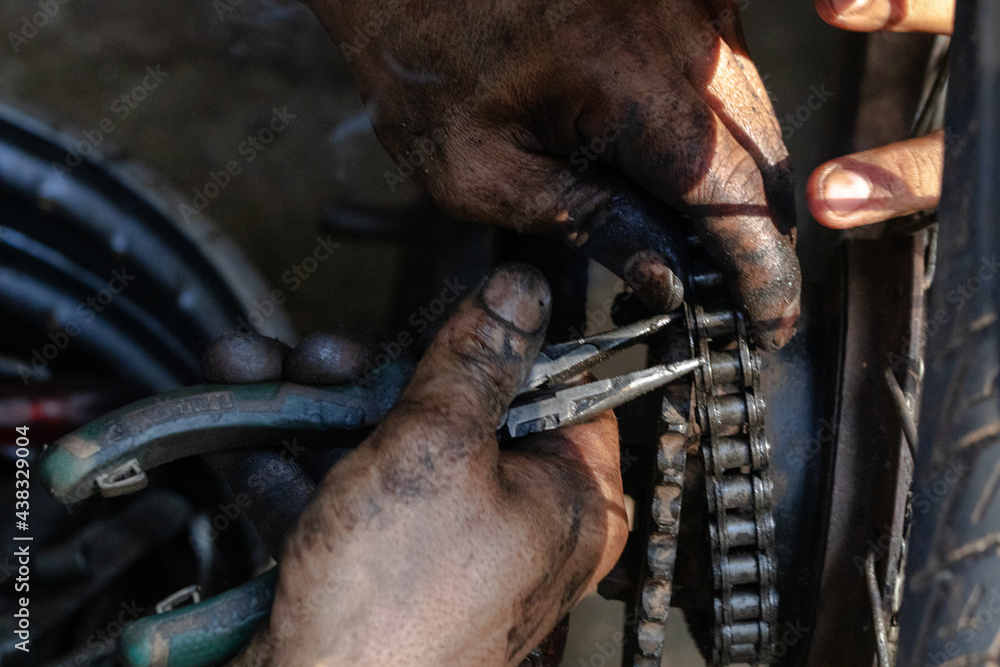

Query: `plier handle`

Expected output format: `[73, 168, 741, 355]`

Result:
[40, 316, 699, 503]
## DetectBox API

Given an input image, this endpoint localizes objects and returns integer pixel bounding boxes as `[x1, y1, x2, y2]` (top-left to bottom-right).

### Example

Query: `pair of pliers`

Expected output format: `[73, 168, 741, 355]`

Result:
[40, 314, 700, 667]
[503, 313, 701, 437]
[40, 314, 699, 505]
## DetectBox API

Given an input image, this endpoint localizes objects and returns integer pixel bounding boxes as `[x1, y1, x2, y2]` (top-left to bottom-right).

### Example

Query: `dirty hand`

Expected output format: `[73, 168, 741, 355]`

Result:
[227, 264, 627, 666]
[305, 0, 802, 349]
[808, 0, 954, 228]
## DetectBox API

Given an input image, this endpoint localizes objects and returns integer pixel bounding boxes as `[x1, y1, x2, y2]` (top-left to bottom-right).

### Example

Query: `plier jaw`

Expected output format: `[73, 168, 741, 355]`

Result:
[522, 313, 677, 391]
[502, 315, 703, 438]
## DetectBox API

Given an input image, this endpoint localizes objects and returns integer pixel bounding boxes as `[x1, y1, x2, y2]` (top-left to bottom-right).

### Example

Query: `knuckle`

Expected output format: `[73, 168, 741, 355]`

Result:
[716, 151, 763, 199]
[704, 151, 761, 203]
[426, 161, 493, 221]
[446, 331, 511, 400]
[904, 145, 944, 195]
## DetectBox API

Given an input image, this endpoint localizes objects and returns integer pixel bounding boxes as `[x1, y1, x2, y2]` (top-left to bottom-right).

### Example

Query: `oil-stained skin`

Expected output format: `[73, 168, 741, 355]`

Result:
[625, 249, 686, 313]
[225, 264, 628, 667]
[506, 486, 585, 661]
[201, 333, 289, 383]
[284, 327, 381, 384]
[304, 0, 801, 349]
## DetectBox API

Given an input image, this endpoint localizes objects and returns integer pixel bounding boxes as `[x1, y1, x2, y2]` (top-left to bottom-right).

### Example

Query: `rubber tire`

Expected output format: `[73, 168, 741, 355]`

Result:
[897, 2, 1000, 665]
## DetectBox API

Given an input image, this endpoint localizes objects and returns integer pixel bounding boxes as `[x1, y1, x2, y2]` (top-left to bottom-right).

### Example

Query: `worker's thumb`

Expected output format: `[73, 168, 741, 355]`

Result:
[392, 263, 551, 447]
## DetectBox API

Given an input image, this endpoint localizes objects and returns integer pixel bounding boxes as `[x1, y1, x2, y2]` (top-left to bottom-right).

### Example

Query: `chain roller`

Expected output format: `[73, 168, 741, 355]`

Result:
[631, 257, 778, 666]
[690, 266, 779, 665]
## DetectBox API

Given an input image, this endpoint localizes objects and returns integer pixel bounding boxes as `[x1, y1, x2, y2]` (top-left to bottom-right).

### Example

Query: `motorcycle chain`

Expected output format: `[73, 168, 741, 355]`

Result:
[632, 262, 779, 666]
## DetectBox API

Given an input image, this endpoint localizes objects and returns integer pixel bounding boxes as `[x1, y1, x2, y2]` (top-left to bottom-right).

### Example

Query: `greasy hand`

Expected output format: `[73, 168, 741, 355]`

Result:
[306, 0, 802, 348]
[808, 0, 954, 228]
[230, 264, 627, 666]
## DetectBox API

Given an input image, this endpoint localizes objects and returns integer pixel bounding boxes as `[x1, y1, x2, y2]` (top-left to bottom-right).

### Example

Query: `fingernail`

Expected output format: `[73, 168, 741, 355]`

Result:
[822, 167, 872, 214]
[827, 0, 871, 16]
[481, 263, 551, 332]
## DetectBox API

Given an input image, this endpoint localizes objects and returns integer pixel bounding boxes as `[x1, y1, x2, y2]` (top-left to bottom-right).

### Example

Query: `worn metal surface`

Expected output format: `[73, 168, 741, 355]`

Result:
[628, 251, 780, 666]
[690, 263, 780, 666]
[505, 358, 703, 439]
[629, 315, 696, 667]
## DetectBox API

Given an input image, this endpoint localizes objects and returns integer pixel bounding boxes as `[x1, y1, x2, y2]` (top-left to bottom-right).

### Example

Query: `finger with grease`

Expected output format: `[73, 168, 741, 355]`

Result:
[389, 262, 552, 447]
[575, 191, 689, 314]
[625, 250, 685, 313]
[576, 72, 801, 349]
[201, 333, 290, 384]
[285, 328, 382, 385]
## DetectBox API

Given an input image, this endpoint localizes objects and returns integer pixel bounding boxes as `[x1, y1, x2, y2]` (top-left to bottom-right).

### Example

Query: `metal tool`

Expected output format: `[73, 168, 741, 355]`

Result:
[40, 316, 700, 505]
[523, 314, 679, 390]
[38, 357, 416, 504]
[504, 360, 703, 438]
[119, 568, 278, 667]
[503, 314, 703, 437]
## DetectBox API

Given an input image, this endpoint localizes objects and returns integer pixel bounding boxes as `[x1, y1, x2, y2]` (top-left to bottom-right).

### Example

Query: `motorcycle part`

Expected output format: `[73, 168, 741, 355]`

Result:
[631, 255, 780, 666]
[897, 2, 1000, 664]
[690, 268, 779, 665]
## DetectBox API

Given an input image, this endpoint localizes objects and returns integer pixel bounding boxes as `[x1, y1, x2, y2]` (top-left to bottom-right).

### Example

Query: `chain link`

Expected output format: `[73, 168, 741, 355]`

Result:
[631, 260, 779, 665]
[691, 266, 779, 665]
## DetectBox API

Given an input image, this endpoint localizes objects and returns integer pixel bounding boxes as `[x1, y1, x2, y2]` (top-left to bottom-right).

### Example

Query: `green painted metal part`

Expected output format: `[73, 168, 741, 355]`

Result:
[39, 359, 413, 504]
[119, 568, 278, 667]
